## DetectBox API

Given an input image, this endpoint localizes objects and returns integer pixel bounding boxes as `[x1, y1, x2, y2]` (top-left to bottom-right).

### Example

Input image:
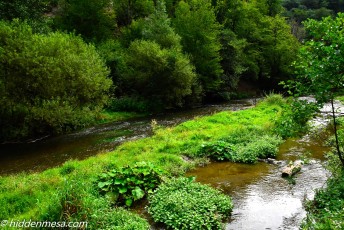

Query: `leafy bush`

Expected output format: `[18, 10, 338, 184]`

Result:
[196, 134, 282, 163]
[148, 177, 233, 230]
[198, 140, 238, 161]
[237, 135, 282, 161]
[275, 99, 318, 138]
[0, 20, 111, 141]
[120, 39, 196, 108]
[302, 171, 344, 229]
[264, 93, 285, 105]
[97, 162, 162, 207]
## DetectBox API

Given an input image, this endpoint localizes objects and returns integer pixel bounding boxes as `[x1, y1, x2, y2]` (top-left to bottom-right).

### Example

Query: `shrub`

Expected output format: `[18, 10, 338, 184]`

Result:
[198, 140, 238, 161]
[97, 161, 163, 207]
[237, 135, 283, 162]
[0, 20, 111, 141]
[120, 40, 196, 108]
[274, 99, 318, 138]
[302, 171, 344, 229]
[263, 93, 285, 105]
[148, 177, 233, 230]
[196, 134, 282, 163]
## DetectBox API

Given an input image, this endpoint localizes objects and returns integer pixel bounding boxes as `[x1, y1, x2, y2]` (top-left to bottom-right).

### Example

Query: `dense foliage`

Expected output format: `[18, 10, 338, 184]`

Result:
[148, 177, 233, 230]
[0, 0, 303, 141]
[54, 0, 116, 42]
[303, 175, 344, 229]
[198, 134, 282, 163]
[0, 20, 111, 141]
[97, 161, 162, 207]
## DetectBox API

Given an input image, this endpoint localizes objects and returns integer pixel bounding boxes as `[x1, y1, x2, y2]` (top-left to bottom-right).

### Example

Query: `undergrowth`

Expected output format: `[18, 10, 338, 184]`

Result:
[148, 177, 233, 230]
[302, 117, 344, 229]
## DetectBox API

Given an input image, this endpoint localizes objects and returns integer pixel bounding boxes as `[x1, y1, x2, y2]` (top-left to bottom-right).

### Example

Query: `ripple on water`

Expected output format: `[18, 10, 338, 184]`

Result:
[187, 126, 331, 230]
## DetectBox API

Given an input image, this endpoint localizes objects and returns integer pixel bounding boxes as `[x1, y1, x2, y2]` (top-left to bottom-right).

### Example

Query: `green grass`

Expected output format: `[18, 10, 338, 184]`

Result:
[0, 95, 288, 228]
[95, 110, 147, 124]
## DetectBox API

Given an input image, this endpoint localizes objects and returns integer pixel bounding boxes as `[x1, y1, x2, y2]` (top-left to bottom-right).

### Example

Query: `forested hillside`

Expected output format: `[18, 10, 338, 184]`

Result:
[0, 0, 337, 141]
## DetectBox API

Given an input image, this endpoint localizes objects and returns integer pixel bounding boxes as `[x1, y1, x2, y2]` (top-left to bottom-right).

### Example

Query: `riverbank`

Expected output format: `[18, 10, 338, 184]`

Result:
[0, 95, 292, 229]
[301, 116, 344, 229]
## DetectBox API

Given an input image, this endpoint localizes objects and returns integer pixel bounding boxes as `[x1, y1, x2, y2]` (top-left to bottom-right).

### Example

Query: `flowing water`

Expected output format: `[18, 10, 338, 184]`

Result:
[187, 135, 331, 230]
[1, 97, 341, 229]
[0, 99, 254, 175]
[185, 100, 340, 230]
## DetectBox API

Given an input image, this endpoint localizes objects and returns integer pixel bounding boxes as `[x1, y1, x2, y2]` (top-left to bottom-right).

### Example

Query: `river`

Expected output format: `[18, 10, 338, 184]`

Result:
[1, 98, 341, 230]
[0, 99, 254, 175]
[185, 99, 343, 229]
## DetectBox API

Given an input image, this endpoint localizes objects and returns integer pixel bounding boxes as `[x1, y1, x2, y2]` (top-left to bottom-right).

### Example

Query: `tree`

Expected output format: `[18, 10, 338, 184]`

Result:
[121, 1, 182, 50]
[285, 14, 344, 166]
[121, 40, 196, 108]
[173, 0, 223, 93]
[113, 3, 197, 108]
[0, 20, 112, 141]
[55, 0, 116, 42]
[113, 0, 154, 26]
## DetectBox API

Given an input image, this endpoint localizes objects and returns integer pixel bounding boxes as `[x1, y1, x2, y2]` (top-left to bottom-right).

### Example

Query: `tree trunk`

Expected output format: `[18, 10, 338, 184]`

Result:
[330, 97, 344, 166]
[282, 161, 302, 177]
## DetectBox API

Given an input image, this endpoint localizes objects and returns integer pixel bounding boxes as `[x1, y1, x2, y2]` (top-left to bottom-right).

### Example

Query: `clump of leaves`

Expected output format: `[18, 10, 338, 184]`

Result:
[97, 161, 163, 207]
[198, 140, 237, 161]
[236, 135, 282, 163]
[275, 98, 319, 138]
[148, 177, 233, 230]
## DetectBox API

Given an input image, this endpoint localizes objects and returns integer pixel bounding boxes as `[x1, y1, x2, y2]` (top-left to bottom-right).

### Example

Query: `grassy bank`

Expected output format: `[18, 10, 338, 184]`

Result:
[302, 117, 344, 229]
[0, 95, 288, 229]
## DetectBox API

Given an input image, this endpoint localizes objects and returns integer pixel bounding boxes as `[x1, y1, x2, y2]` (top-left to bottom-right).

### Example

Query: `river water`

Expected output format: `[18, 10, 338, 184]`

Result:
[1, 98, 340, 229]
[187, 134, 331, 230]
[0, 99, 254, 175]
[185, 99, 341, 230]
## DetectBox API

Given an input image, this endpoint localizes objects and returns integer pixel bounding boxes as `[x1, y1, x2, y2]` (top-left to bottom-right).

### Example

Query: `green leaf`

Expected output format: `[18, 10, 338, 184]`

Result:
[98, 182, 107, 188]
[119, 186, 128, 194]
[125, 198, 133, 207]
[132, 187, 145, 200]
[114, 178, 124, 185]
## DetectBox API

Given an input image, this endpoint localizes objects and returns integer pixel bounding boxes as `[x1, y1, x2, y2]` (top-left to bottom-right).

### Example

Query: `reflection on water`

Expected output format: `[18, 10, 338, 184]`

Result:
[187, 133, 331, 230]
[0, 99, 253, 175]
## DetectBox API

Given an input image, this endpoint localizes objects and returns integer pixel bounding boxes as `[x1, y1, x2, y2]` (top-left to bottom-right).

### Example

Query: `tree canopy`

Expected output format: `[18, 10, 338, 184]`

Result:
[0, 20, 111, 141]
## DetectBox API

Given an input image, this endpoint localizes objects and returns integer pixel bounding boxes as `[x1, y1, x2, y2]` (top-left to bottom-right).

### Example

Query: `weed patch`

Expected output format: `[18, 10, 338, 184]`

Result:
[148, 177, 233, 230]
